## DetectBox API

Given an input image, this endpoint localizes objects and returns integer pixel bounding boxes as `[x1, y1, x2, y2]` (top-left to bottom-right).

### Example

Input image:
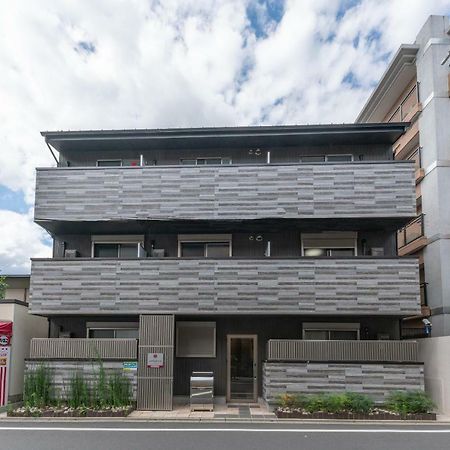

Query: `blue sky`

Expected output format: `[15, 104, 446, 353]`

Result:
[0, 0, 449, 273]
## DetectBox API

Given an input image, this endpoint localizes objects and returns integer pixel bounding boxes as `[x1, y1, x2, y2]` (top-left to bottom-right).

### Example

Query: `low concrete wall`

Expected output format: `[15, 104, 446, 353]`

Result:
[263, 362, 424, 405]
[418, 336, 450, 414]
[25, 360, 138, 401]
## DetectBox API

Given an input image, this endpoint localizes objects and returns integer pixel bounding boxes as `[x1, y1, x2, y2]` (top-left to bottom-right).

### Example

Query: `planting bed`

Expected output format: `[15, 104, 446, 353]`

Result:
[275, 409, 436, 421]
[8, 405, 134, 418]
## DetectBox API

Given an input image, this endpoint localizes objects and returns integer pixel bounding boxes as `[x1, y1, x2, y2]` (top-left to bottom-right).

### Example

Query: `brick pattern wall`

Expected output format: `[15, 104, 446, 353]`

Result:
[263, 362, 424, 405]
[25, 360, 137, 400]
[35, 162, 416, 222]
[29, 258, 420, 316]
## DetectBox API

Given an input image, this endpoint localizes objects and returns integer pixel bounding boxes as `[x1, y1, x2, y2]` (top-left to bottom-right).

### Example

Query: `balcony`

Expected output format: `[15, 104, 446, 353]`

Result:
[388, 83, 421, 124]
[34, 162, 416, 227]
[266, 339, 419, 363]
[30, 257, 420, 316]
[29, 338, 138, 360]
[397, 214, 427, 256]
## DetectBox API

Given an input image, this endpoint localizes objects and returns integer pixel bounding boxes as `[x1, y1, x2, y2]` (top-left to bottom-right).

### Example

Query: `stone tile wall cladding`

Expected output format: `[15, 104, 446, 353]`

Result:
[30, 258, 420, 316]
[25, 360, 138, 401]
[34, 162, 416, 222]
[262, 362, 425, 405]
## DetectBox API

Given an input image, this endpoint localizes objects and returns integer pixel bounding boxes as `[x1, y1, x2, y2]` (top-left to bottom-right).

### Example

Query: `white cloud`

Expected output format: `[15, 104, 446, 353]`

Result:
[0, 0, 449, 272]
[0, 210, 52, 274]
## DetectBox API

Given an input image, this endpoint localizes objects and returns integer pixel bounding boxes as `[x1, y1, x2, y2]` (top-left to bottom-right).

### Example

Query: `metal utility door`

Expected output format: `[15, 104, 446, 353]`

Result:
[226, 335, 257, 402]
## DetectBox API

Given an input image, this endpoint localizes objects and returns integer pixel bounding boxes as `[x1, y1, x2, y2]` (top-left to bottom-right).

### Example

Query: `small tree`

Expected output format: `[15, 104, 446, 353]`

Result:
[0, 275, 8, 300]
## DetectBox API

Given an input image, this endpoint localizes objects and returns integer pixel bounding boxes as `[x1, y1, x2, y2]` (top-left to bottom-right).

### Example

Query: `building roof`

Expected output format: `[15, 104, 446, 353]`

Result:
[356, 45, 419, 123]
[41, 123, 407, 154]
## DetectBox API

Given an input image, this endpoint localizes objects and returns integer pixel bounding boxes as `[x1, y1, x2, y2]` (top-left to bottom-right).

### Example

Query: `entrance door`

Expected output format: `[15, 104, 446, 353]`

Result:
[226, 335, 257, 402]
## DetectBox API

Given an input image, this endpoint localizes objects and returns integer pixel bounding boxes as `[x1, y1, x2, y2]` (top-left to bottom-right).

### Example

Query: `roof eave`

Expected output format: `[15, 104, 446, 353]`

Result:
[356, 45, 419, 123]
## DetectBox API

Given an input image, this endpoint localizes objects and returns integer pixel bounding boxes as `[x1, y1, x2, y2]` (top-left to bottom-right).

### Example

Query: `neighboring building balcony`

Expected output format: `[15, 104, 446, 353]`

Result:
[387, 82, 421, 124]
[397, 214, 427, 256]
[30, 257, 420, 316]
[34, 161, 416, 226]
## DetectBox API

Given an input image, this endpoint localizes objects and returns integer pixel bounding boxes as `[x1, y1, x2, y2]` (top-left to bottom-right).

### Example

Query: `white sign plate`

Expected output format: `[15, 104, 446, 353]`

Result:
[147, 352, 164, 368]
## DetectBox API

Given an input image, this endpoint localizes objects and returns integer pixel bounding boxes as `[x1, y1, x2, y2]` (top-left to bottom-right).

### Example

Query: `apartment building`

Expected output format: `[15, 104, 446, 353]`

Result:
[357, 15, 450, 339]
[27, 124, 424, 410]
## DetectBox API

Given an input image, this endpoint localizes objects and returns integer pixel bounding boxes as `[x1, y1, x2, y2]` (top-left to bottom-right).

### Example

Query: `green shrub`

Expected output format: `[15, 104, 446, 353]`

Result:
[321, 393, 348, 413]
[68, 372, 90, 408]
[304, 394, 325, 413]
[277, 393, 307, 409]
[278, 391, 375, 414]
[344, 392, 374, 413]
[108, 372, 132, 407]
[386, 390, 435, 416]
[92, 363, 109, 409]
[23, 365, 53, 407]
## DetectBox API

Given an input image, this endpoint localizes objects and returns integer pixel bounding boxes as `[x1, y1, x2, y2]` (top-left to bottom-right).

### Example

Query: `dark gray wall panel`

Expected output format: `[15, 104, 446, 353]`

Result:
[30, 258, 420, 316]
[35, 162, 416, 222]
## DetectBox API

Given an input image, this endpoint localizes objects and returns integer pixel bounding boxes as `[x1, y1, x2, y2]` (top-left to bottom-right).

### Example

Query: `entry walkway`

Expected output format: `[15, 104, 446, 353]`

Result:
[129, 399, 276, 421]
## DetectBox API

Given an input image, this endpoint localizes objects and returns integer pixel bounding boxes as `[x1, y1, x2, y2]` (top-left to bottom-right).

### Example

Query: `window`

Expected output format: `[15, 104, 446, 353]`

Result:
[178, 234, 231, 258]
[91, 235, 145, 258]
[176, 322, 216, 357]
[301, 232, 357, 257]
[303, 322, 360, 340]
[300, 155, 325, 163]
[97, 160, 122, 167]
[325, 154, 353, 162]
[87, 322, 139, 339]
[299, 154, 354, 163]
[180, 157, 232, 165]
[93, 243, 141, 258]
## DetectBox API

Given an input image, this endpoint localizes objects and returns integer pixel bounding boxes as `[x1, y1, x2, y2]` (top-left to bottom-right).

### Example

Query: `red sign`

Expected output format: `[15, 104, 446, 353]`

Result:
[0, 346, 10, 406]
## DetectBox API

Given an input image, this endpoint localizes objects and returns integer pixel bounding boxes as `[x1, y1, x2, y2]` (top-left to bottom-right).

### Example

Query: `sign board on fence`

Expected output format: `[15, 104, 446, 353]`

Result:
[0, 346, 10, 406]
[122, 361, 137, 371]
[147, 352, 164, 368]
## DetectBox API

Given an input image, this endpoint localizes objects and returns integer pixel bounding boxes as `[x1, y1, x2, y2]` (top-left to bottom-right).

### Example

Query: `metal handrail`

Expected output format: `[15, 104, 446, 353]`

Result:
[388, 83, 419, 122]
[397, 214, 425, 248]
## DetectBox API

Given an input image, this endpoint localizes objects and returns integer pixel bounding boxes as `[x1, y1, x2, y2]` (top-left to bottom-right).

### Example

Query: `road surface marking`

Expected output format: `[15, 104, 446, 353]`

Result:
[0, 427, 450, 433]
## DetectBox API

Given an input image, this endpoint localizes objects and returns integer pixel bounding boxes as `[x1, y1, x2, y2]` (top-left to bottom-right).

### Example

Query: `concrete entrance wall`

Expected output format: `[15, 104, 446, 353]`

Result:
[418, 336, 450, 414]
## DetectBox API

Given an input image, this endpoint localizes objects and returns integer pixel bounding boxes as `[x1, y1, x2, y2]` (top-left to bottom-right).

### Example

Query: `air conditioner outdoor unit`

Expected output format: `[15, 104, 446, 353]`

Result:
[151, 249, 165, 257]
[64, 249, 79, 258]
[370, 247, 384, 256]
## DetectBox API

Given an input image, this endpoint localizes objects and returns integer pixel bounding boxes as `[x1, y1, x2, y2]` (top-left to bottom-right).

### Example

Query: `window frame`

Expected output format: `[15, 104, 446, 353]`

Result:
[180, 157, 232, 165]
[91, 235, 145, 258]
[176, 321, 217, 358]
[177, 234, 232, 258]
[325, 154, 354, 162]
[301, 232, 358, 257]
[96, 159, 123, 167]
[86, 322, 139, 339]
[302, 322, 360, 340]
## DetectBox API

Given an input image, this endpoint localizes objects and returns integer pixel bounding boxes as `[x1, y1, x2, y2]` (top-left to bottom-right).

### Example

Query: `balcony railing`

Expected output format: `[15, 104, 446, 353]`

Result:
[29, 338, 138, 360]
[34, 161, 416, 223]
[388, 83, 420, 122]
[266, 339, 419, 362]
[30, 257, 420, 316]
[397, 214, 425, 249]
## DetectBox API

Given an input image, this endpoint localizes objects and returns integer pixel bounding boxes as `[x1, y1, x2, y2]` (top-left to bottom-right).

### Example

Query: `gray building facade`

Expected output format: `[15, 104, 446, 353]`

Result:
[28, 123, 424, 409]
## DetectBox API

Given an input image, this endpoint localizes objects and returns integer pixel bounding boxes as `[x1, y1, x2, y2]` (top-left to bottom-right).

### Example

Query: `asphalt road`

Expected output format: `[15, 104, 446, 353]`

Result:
[1, 420, 450, 450]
